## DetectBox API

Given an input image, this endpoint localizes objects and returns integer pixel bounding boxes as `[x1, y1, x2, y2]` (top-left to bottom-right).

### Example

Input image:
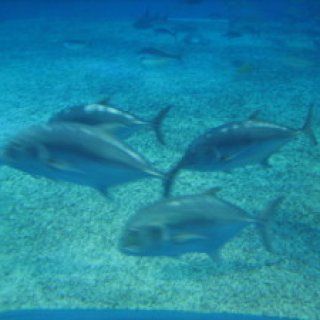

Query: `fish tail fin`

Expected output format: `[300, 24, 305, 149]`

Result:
[152, 106, 172, 145]
[163, 163, 181, 198]
[301, 104, 318, 145]
[257, 196, 285, 252]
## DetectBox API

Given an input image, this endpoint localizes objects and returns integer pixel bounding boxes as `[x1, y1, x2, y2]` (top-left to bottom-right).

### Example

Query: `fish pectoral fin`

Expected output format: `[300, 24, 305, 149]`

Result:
[213, 148, 238, 162]
[97, 123, 126, 134]
[173, 233, 207, 243]
[221, 145, 254, 162]
[46, 159, 84, 174]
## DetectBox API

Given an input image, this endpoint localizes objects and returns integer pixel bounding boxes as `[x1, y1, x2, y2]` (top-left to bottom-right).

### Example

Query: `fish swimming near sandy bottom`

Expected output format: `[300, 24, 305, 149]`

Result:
[164, 105, 318, 197]
[138, 47, 182, 66]
[119, 188, 284, 257]
[0, 122, 163, 194]
[48, 101, 171, 145]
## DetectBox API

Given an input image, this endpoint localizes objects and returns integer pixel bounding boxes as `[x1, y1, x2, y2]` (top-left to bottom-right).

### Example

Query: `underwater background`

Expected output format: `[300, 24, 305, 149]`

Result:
[0, 0, 319, 319]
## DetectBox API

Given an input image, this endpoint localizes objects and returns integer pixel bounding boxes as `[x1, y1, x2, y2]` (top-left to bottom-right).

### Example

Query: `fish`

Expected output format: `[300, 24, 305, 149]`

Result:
[164, 105, 317, 197]
[48, 100, 171, 145]
[0, 122, 163, 194]
[119, 187, 284, 257]
[138, 47, 182, 66]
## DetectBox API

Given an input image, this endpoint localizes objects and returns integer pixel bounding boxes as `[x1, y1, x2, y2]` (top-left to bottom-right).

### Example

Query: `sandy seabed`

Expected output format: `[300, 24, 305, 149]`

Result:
[0, 17, 319, 319]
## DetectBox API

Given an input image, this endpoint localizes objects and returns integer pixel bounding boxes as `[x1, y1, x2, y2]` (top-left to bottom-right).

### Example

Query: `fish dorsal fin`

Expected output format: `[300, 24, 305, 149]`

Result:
[203, 187, 221, 197]
[96, 97, 111, 106]
[248, 110, 260, 121]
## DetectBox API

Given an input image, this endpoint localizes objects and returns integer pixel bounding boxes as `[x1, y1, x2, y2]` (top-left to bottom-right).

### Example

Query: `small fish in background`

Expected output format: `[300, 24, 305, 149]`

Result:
[164, 105, 317, 197]
[63, 39, 87, 50]
[120, 187, 284, 257]
[0, 122, 163, 194]
[48, 100, 171, 145]
[133, 9, 168, 30]
[138, 47, 182, 66]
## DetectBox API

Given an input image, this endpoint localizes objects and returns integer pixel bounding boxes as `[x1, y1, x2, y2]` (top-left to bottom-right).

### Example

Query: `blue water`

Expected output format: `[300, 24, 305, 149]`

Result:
[0, 1, 319, 320]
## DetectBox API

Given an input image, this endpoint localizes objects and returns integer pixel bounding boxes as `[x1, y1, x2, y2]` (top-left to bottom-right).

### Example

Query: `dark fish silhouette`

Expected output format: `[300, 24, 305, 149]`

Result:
[138, 47, 182, 66]
[0, 123, 163, 194]
[49, 101, 171, 145]
[120, 187, 284, 257]
[164, 105, 317, 197]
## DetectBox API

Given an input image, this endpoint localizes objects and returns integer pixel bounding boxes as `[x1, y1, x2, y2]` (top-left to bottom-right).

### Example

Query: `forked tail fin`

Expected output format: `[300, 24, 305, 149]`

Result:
[152, 106, 172, 145]
[163, 163, 181, 198]
[257, 196, 285, 252]
[301, 104, 318, 145]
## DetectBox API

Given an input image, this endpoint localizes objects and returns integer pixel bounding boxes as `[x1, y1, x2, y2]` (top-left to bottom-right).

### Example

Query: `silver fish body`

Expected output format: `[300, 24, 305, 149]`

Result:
[0, 123, 163, 192]
[120, 189, 283, 257]
[164, 106, 317, 197]
[180, 120, 295, 171]
[49, 102, 171, 145]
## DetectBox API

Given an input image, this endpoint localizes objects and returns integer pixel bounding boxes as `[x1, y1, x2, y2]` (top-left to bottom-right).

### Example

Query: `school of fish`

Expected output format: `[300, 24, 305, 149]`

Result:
[0, 3, 319, 264]
[0, 95, 317, 262]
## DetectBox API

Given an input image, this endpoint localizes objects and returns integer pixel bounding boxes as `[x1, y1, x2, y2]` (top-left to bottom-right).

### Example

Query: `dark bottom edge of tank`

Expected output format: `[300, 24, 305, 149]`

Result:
[0, 309, 299, 320]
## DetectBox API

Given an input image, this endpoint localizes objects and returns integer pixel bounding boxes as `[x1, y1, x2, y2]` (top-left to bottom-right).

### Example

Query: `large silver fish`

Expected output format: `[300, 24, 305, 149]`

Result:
[164, 105, 317, 197]
[48, 100, 171, 145]
[120, 188, 284, 257]
[0, 122, 163, 193]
